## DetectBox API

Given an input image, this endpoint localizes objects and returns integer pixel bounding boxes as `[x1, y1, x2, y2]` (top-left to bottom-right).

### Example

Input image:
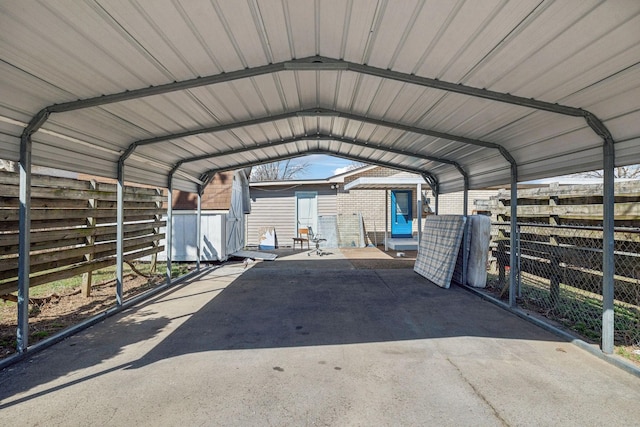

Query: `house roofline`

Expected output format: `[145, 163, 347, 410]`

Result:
[327, 164, 378, 180]
[250, 178, 332, 187]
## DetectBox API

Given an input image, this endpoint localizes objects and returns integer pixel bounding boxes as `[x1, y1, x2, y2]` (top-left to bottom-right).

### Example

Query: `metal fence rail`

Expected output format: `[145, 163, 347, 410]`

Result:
[490, 222, 640, 348]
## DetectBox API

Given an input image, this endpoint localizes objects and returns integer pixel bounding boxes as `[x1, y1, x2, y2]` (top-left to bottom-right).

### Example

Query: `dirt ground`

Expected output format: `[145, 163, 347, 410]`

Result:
[0, 273, 167, 359]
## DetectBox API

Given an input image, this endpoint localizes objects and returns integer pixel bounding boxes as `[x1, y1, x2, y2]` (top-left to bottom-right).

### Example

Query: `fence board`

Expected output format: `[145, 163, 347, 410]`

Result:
[0, 171, 166, 293]
[0, 245, 165, 295]
[0, 220, 166, 249]
[0, 215, 163, 232]
[0, 234, 164, 280]
[0, 184, 166, 203]
[0, 207, 165, 222]
[495, 181, 640, 200]
[493, 202, 640, 220]
[0, 172, 91, 190]
[0, 196, 88, 209]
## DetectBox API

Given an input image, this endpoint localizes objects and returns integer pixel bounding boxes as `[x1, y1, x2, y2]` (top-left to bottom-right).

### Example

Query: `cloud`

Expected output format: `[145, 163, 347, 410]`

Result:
[332, 164, 360, 175]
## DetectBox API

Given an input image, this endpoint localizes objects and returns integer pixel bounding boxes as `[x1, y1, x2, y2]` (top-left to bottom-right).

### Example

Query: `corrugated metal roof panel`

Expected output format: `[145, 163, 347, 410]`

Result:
[0, 1, 638, 193]
[475, 2, 640, 98]
[413, 0, 509, 79]
[0, 120, 22, 162]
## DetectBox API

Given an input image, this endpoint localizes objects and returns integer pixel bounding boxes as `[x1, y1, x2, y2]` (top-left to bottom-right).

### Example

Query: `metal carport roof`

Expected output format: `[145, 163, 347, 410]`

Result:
[1, 0, 639, 355]
[1, 0, 639, 194]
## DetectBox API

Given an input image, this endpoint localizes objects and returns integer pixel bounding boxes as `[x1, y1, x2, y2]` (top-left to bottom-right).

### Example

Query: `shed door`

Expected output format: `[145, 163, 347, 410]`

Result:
[226, 176, 245, 254]
[296, 192, 318, 234]
[391, 190, 413, 238]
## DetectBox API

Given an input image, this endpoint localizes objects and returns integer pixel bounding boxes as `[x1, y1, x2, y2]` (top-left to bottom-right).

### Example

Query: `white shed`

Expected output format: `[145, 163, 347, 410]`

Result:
[156, 169, 251, 262]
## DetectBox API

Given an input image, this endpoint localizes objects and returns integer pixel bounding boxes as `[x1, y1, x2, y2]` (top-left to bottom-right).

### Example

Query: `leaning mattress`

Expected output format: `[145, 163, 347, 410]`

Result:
[414, 215, 467, 289]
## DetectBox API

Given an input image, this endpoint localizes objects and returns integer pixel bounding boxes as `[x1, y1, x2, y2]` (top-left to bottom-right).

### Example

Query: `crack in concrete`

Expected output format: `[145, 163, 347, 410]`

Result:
[446, 357, 510, 427]
[374, 271, 397, 298]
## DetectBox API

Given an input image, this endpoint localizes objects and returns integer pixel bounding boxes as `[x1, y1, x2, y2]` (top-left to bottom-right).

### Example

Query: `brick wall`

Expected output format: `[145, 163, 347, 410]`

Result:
[338, 167, 420, 244]
[423, 189, 499, 215]
[337, 188, 388, 245]
[337, 167, 500, 245]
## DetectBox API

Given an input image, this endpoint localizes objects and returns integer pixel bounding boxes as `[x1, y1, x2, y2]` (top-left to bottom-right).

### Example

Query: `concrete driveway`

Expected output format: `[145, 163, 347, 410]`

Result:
[1, 249, 638, 426]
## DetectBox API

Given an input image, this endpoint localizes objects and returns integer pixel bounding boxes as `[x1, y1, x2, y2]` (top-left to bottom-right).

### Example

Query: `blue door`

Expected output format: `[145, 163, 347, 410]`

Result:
[391, 190, 413, 238]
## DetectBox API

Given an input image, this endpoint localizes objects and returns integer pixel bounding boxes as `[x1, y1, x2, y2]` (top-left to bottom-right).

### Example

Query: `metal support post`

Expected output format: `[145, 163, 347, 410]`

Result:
[601, 139, 615, 354]
[509, 164, 519, 308]
[196, 187, 202, 272]
[384, 190, 388, 252]
[462, 176, 469, 287]
[517, 224, 522, 297]
[463, 184, 469, 216]
[116, 161, 125, 306]
[17, 134, 32, 353]
[166, 178, 173, 285]
[416, 183, 422, 246]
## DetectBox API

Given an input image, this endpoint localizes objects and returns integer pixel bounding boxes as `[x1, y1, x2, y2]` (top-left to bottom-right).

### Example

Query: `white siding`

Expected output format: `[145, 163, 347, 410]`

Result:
[247, 184, 336, 247]
[156, 212, 227, 262]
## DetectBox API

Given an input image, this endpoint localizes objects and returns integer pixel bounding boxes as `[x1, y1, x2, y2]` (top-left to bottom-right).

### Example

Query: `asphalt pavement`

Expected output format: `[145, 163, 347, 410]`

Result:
[1, 249, 638, 426]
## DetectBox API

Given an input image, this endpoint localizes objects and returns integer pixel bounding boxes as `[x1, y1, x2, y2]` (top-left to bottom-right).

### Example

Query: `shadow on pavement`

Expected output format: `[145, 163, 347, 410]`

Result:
[0, 270, 215, 406]
[128, 258, 562, 369]
[0, 257, 564, 407]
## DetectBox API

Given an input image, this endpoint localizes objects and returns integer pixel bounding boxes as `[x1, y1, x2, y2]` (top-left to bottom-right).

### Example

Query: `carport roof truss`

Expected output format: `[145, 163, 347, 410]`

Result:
[2, 2, 638, 194]
[13, 54, 620, 194]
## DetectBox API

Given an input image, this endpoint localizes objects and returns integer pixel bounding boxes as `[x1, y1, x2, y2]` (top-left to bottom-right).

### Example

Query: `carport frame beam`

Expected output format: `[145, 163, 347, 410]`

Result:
[124, 107, 516, 166]
[421, 173, 439, 215]
[166, 171, 175, 285]
[509, 164, 518, 308]
[164, 134, 464, 178]
[201, 150, 438, 186]
[17, 55, 615, 354]
[196, 184, 203, 271]
[116, 160, 125, 305]
[17, 134, 33, 352]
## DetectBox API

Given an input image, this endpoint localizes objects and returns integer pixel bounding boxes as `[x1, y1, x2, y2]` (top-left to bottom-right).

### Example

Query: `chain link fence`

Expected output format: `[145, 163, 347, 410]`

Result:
[487, 221, 640, 349]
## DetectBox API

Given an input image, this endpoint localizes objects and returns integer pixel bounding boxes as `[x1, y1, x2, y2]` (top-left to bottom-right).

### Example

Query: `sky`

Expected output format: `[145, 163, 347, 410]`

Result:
[290, 154, 361, 179]
[283, 156, 640, 183]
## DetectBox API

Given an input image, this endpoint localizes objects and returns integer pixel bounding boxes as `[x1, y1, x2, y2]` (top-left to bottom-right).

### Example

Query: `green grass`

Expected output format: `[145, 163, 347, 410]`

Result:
[486, 271, 640, 361]
[520, 280, 640, 343]
[616, 347, 640, 364]
[2, 262, 193, 302]
[31, 331, 49, 339]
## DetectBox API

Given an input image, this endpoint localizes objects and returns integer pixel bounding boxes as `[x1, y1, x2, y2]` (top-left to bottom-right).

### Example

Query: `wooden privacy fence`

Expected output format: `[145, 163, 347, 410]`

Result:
[0, 171, 166, 296]
[491, 181, 640, 305]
